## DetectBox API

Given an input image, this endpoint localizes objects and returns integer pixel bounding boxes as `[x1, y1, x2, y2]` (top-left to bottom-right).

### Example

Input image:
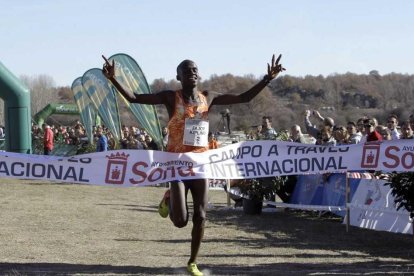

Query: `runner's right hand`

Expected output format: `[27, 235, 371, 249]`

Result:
[102, 55, 115, 79]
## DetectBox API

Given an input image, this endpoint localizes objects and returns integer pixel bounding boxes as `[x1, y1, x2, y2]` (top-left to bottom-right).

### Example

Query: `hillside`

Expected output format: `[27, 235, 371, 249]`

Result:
[1, 71, 413, 133]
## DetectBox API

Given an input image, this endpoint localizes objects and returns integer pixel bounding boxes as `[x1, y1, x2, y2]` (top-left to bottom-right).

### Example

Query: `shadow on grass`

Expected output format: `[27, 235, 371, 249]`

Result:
[0, 261, 412, 275]
[0, 262, 175, 275]
[208, 262, 414, 275]
[109, 202, 414, 263]
[207, 208, 414, 263]
[96, 203, 158, 213]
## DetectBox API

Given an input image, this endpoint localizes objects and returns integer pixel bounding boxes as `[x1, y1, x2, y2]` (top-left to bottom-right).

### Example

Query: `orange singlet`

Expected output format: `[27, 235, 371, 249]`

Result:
[167, 90, 209, 153]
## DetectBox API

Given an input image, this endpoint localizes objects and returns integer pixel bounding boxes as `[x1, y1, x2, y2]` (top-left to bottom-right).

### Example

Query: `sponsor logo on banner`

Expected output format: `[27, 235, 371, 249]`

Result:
[105, 152, 129, 184]
[361, 144, 380, 168]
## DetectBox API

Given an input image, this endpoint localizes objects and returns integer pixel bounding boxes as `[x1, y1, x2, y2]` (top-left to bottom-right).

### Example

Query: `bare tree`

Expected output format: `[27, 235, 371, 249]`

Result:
[19, 74, 59, 117]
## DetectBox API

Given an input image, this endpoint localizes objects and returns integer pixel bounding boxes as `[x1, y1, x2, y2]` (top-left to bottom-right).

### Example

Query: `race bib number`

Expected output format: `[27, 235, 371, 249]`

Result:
[183, 119, 209, 147]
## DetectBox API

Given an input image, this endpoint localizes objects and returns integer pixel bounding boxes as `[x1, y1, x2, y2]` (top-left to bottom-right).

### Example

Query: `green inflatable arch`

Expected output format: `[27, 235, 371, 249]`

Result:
[33, 103, 79, 126]
[0, 62, 32, 153]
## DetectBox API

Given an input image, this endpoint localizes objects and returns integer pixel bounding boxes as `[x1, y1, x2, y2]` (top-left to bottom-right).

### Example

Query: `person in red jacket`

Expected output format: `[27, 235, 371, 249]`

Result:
[42, 123, 54, 155]
[363, 119, 382, 142]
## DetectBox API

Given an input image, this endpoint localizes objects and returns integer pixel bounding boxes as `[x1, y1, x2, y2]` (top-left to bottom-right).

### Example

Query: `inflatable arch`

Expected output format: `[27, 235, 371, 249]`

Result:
[0, 62, 31, 153]
[33, 103, 79, 126]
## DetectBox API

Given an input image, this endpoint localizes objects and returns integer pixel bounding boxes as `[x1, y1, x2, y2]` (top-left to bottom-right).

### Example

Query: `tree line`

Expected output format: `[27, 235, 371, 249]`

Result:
[1, 71, 413, 132]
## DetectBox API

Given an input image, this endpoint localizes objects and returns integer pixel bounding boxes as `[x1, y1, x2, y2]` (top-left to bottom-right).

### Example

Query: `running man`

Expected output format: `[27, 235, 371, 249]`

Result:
[102, 54, 284, 275]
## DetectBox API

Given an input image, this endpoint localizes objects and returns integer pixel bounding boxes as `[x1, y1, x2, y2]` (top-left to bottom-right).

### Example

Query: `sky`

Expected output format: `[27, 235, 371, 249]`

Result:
[1, 0, 414, 87]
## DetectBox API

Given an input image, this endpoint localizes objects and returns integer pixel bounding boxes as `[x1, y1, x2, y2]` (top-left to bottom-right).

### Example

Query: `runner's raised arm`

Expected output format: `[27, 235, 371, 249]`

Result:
[208, 54, 285, 111]
[102, 55, 169, 105]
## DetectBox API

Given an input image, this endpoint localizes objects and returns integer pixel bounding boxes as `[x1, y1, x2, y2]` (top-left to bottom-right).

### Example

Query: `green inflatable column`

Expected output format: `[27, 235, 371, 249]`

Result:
[0, 62, 32, 153]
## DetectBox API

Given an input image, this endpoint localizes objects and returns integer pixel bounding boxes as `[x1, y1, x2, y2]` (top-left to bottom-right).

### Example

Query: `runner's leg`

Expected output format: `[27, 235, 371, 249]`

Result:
[187, 178, 208, 264]
[169, 180, 189, 228]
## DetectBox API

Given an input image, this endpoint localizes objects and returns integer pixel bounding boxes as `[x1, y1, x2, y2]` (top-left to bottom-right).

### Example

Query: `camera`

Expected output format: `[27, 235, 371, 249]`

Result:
[220, 109, 231, 117]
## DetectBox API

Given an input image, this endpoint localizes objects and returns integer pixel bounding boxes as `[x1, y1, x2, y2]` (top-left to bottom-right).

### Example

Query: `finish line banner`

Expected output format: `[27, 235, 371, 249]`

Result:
[0, 140, 413, 187]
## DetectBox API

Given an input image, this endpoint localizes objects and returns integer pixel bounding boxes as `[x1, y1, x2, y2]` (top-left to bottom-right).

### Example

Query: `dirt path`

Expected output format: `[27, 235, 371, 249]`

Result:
[0, 179, 413, 275]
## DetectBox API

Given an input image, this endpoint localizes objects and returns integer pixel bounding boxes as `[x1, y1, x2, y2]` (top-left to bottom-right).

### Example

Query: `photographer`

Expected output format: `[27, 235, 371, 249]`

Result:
[220, 108, 231, 134]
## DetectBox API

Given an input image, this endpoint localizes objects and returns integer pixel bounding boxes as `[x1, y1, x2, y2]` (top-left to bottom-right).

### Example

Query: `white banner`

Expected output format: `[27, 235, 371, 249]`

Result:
[349, 178, 413, 234]
[0, 139, 413, 187]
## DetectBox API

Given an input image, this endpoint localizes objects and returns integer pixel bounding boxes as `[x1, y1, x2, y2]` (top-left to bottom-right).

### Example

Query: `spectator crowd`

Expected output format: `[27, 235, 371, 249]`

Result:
[30, 120, 163, 154]
[20, 109, 414, 156]
[244, 111, 414, 145]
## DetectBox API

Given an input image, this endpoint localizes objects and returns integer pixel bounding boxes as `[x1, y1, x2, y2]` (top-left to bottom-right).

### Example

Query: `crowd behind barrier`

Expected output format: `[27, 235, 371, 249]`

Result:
[0, 109, 412, 154]
[223, 111, 412, 202]
[222, 111, 414, 234]
[1, 111, 413, 233]
[2, 111, 414, 182]
[25, 120, 163, 155]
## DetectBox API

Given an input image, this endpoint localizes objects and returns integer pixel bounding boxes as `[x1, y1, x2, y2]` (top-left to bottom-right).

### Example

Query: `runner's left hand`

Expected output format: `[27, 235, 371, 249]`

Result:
[266, 54, 285, 81]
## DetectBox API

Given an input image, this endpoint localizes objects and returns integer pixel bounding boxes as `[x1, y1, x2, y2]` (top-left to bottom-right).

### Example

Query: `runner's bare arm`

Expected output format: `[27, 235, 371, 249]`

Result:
[102, 55, 168, 105]
[208, 54, 285, 111]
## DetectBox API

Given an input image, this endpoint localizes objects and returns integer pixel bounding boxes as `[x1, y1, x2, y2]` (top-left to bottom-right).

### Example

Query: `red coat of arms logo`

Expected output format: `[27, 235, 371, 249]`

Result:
[105, 152, 130, 184]
[361, 144, 381, 168]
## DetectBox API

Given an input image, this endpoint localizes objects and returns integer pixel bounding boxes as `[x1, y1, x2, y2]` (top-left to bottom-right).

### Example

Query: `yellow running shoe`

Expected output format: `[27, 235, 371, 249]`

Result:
[158, 190, 170, 218]
[187, 262, 203, 276]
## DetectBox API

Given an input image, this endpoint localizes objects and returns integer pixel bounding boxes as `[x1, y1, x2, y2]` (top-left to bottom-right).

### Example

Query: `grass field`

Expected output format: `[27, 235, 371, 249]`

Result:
[0, 179, 413, 275]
